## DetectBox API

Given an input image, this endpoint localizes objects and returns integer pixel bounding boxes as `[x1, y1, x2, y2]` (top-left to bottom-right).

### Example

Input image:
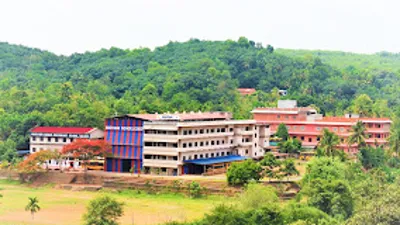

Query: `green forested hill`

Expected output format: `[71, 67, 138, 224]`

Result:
[0, 38, 399, 153]
[277, 48, 400, 71]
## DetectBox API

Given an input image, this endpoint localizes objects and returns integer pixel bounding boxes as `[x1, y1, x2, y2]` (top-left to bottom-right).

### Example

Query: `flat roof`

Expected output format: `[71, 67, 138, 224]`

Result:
[30, 127, 95, 134]
[109, 112, 232, 122]
[184, 155, 249, 165]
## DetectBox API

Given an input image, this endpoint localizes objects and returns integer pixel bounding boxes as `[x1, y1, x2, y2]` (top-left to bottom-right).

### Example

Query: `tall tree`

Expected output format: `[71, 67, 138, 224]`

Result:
[318, 129, 340, 157]
[25, 197, 40, 220]
[275, 123, 289, 141]
[61, 139, 110, 172]
[347, 121, 367, 149]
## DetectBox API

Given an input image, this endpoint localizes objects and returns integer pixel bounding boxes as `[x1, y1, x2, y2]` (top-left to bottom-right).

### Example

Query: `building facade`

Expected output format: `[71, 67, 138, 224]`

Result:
[29, 126, 104, 154]
[104, 112, 270, 175]
[252, 100, 391, 153]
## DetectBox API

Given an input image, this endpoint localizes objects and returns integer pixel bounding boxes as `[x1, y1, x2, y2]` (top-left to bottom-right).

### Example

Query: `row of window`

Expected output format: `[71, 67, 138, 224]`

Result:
[277, 115, 297, 120]
[144, 142, 178, 148]
[182, 151, 231, 161]
[144, 155, 178, 160]
[182, 139, 233, 148]
[145, 130, 178, 135]
[182, 127, 232, 135]
[32, 137, 74, 143]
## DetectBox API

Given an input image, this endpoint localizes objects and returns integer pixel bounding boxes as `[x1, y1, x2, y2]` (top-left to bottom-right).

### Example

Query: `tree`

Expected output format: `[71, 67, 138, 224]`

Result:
[61, 139, 110, 172]
[83, 195, 124, 225]
[188, 181, 202, 198]
[389, 117, 400, 157]
[303, 179, 354, 220]
[347, 121, 367, 149]
[351, 94, 373, 116]
[202, 204, 250, 225]
[18, 150, 58, 173]
[239, 182, 279, 210]
[260, 153, 281, 182]
[278, 138, 302, 156]
[25, 197, 40, 220]
[318, 128, 340, 157]
[358, 146, 386, 170]
[302, 157, 347, 185]
[275, 124, 289, 141]
[279, 159, 299, 181]
[227, 160, 262, 185]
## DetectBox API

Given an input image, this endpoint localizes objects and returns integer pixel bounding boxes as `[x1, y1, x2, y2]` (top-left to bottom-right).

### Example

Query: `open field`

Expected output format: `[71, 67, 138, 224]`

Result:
[0, 180, 229, 225]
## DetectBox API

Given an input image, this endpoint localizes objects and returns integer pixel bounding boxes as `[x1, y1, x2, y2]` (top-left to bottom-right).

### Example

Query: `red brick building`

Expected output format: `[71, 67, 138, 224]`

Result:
[252, 101, 391, 153]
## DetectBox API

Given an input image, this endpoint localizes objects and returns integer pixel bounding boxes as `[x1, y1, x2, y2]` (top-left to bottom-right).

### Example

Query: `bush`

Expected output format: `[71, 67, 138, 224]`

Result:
[227, 160, 262, 185]
[188, 181, 202, 198]
[83, 195, 124, 225]
[239, 182, 278, 210]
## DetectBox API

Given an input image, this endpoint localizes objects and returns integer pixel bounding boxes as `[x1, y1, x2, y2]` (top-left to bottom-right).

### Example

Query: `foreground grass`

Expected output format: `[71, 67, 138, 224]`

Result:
[0, 179, 229, 225]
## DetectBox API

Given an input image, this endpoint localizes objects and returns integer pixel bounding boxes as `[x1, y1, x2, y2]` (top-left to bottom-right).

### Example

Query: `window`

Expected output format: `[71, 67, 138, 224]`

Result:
[47, 137, 51, 142]
[217, 128, 220, 133]
[293, 116, 297, 119]
[206, 141, 209, 146]
[227, 152, 230, 155]
[206, 129, 209, 133]
[377, 124, 381, 128]
[173, 156, 178, 160]
[308, 138, 312, 142]
[222, 140, 225, 144]
[229, 128, 233, 132]
[200, 154, 204, 159]
[188, 130, 192, 135]
[194, 130, 198, 134]
[200, 129, 204, 134]
[183, 143, 187, 148]
[333, 127, 338, 132]
[254, 133, 257, 138]
[211, 141, 215, 145]
[55, 137, 59, 142]
[221, 152, 225, 156]
[285, 115, 289, 119]
[32, 137, 36, 141]
[32, 148, 36, 152]
[377, 134, 381, 139]
[183, 130, 188, 135]
[211, 153, 214, 157]
[216, 140, 220, 145]
[70, 138, 74, 142]
[188, 143, 192, 147]
[188, 156, 192, 160]
[200, 142, 204, 146]
[245, 150, 248, 154]
[293, 136, 297, 139]
[277, 115, 281, 119]
[221, 128, 226, 132]
[286, 126, 290, 130]
[194, 142, 198, 147]
[317, 137, 320, 141]
[40, 137, 44, 141]
[230, 140, 233, 144]
[340, 127, 345, 132]
[194, 155, 198, 159]
[255, 143, 257, 147]
[63, 138, 67, 143]
[293, 126, 297, 130]
[216, 152, 219, 157]
[205, 153, 209, 158]
[341, 138, 344, 143]
[301, 136, 304, 141]
[316, 127, 321, 131]
[301, 126, 305, 131]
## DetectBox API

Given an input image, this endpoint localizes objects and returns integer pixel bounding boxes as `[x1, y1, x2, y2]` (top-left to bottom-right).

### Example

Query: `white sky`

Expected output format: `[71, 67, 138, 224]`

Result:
[0, 0, 398, 55]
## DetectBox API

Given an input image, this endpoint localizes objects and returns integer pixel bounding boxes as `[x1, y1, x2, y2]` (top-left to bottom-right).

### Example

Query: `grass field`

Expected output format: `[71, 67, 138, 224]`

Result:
[0, 179, 228, 225]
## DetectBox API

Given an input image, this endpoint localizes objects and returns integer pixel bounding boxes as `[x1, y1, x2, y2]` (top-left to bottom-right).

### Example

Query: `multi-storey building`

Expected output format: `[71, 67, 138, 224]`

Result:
[252, 100, 391, 153]
[29, 126, 104, 154]
[104, 112, 270, 175]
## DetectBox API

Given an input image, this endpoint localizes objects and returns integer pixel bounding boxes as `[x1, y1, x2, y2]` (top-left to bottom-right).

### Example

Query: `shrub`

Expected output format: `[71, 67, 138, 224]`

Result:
[188, 181, 201, 198]
[83, 195, 124, 225]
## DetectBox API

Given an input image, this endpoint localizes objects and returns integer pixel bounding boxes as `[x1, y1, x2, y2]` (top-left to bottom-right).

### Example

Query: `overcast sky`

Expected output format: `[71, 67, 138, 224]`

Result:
[0, 0, 398, 55]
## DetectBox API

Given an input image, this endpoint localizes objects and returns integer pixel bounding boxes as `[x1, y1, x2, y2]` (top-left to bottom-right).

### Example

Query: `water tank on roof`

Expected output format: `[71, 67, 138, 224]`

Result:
[278, 100, 297, 108]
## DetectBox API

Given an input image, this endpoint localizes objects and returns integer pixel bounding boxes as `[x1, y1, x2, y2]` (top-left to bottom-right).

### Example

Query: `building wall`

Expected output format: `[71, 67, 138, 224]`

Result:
[104, 117, 144, 173]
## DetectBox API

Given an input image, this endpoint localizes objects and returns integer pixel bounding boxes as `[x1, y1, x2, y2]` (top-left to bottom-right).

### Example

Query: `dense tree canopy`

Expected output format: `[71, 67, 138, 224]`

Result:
[0, 38, 399, 154]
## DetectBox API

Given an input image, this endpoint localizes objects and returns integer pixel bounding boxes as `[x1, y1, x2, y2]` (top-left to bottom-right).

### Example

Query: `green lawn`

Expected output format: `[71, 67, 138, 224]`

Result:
[0, 179, 228, 225]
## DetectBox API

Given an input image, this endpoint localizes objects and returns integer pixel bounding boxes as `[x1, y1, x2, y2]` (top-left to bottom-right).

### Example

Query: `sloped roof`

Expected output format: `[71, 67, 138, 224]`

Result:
[31, 126, 94, 134]
[184, 155, 249, 165]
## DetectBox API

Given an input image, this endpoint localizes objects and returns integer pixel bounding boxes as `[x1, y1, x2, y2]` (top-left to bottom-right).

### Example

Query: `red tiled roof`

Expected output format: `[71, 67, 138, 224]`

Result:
[252, 107, 316, 112]
[237, 88, 256, 95]
[31, 126, 94, 134]
[121, 112, 232, 122]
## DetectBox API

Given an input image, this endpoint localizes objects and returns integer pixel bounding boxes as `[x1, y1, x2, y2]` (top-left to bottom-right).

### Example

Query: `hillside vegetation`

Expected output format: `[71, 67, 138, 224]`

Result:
[0, 38, 399, 152]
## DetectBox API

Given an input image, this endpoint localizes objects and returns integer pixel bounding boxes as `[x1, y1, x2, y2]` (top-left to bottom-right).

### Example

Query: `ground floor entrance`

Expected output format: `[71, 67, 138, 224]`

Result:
[105, 158, 142, 173]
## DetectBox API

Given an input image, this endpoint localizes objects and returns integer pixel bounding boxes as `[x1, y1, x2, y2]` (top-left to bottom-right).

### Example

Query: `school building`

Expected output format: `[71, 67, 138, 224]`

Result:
[104, 112, 271, 175]
[252, 100, 392, 153]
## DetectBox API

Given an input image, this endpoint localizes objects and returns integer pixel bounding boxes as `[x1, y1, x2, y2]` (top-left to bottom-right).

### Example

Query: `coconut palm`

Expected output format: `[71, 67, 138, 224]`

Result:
[25, 197, 40, 220]
[319, 128, 340, 157]
[389, 119, 400, 157]
[347, 121, 367, 149]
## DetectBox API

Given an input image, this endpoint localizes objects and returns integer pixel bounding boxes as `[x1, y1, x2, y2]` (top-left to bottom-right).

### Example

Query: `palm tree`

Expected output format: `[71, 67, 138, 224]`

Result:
[347, 121, 367, 149]
[25, 197, 40, 220]
[319, 128, 340, 157]
[389, 119, 400, 157]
